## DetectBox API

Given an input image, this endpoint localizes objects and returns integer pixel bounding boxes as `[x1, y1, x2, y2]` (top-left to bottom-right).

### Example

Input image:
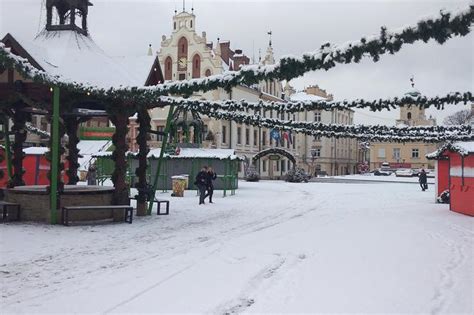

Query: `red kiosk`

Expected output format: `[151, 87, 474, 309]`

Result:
[427, 142, 474, 216]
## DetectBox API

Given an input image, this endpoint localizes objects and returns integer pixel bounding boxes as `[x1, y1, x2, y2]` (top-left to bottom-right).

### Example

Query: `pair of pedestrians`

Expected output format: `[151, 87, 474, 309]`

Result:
[195, 166, 217, 205]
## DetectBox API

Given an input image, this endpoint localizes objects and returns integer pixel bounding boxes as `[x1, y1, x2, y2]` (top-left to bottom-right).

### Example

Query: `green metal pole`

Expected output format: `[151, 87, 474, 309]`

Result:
[3, 117, 13, 179]
[147, 105, 175, 215]
[50, 87, 60, 225]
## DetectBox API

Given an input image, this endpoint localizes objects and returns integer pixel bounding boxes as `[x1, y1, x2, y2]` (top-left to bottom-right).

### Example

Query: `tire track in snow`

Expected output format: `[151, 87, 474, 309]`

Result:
[216, 254, 307, 315]
[429, 231, 467, 315]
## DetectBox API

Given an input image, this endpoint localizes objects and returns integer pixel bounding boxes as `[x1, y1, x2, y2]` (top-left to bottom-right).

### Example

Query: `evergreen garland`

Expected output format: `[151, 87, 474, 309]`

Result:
[191, 108, 473, 142]
[159, 91, 473, 113]
[0, 6, 472, 102]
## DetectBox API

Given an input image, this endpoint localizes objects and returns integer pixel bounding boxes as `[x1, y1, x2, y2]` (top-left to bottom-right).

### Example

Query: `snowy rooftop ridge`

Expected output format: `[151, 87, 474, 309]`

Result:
[93, 148, 242, 160]
[426, 141, 474, 159]
[4, 30, 156, 89]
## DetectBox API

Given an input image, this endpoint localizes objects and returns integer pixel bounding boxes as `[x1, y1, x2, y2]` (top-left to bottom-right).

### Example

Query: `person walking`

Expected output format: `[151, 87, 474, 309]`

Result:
[195, 166, 208, 205]
[419, 169, 428, 191]
[205, 167, 217, 203]
[86, 164, 97, 185]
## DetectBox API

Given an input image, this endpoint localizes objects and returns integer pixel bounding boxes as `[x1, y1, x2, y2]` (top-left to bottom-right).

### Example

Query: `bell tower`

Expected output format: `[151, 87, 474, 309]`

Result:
[46, 0, 93, 36]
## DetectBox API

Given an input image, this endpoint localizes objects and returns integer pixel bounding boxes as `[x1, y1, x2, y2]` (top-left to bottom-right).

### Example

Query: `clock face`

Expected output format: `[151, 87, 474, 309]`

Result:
[178, 57, 187, 69]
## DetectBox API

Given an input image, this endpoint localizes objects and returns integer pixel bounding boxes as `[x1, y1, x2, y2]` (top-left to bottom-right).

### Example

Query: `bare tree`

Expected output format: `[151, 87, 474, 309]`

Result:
[443, 108, 473, 125]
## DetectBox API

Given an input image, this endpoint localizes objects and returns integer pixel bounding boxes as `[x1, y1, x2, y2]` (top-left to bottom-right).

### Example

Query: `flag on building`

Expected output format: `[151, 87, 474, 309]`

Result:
[270, 129, 280, 141]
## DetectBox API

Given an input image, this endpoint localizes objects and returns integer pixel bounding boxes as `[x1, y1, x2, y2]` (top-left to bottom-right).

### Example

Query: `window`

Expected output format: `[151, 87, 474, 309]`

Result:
[262, 160, 267, 172]
[245, 128, 250, 145]
[407, 112, 412, 120]
[190, 20, 193, 28]
[222, 125, 227, 144]
[313, 148, 321, 157]
[412, 148, 419, 158]
[270, 110, 273, 119]
[313, 135, 321, 141]
[393, 148, 401, 159]
[281, 112, 285, 120]
[314, 112, 321, 122]
[378, 148, 386, 158]
[262, 131, 267, 146]
[253, 130, 258, 146]
[205, 69, 212, 77]
[192, 54, 201, 78]
[292, 136, 296, 149]
[276, 160, 280, 171]
[164, 56, 172, 81]
[178, 73, 185, 80]
[174, 22, 176, 30]
[281, 160, 286, 172]
[237, 127, 242, 144]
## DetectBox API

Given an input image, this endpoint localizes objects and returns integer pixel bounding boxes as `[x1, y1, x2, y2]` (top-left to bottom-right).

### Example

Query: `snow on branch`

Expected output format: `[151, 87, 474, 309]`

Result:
[159, 91, 473, 113]
[25, 123, 50, 139]
[0, 5, 473, 103]
[191, 108, 473, 143]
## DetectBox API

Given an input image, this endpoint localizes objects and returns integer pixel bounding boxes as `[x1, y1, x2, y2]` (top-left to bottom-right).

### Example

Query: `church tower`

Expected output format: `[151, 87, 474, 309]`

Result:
[45, 0, 93, 36]
[397, 78, 436, 126]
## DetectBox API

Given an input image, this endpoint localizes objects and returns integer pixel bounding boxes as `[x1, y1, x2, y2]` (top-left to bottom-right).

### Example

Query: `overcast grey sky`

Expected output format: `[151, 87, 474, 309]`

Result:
[0, 0, 472, 125]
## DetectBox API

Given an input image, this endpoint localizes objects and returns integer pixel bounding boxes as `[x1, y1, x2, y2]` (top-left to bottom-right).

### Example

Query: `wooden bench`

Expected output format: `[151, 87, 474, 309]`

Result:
[129, 196, 169, 216]
[1, 201, 21, 223]
[62, 205, 133, 226]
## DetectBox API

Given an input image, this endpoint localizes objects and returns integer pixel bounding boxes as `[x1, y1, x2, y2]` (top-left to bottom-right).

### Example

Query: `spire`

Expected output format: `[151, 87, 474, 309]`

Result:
[410, 75, 415, 88]
[267, 30, 272, 47]
[215, 37, 221, 56]
[147, 44, 153, 56]
[183, 0, 185, 12]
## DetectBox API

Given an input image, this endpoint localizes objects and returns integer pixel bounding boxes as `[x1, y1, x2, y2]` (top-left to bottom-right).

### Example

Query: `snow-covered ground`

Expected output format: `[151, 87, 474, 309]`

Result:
[331, 173, 436, 184]
[1, 181, 472, 314]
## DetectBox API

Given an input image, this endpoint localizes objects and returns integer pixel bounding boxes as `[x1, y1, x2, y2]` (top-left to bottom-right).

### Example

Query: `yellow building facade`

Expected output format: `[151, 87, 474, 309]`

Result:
[369, 89, 437, 170]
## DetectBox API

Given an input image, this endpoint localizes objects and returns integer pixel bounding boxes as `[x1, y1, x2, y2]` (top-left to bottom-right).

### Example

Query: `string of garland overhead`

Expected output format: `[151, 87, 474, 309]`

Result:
[0, 5, 473, 103]
[158, 91, 473, 113]
[189, 108, 473, 143]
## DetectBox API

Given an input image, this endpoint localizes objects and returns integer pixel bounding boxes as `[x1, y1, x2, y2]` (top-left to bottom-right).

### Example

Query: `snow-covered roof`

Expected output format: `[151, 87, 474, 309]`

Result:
[289, 92, 328, 102]
[93, 148, 241, 160]
[23, 147, 49, 155]
[77, 140, 112, 170]
[149, 148, 241, 160]
[8, 30, 155, 89]
[426, 141, 474, 159]
[404, 87, 422, 98]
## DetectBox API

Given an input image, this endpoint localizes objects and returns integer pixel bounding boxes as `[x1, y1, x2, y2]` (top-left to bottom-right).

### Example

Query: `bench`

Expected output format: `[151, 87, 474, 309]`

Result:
[62, 205, 133, 226]
[1, 201, 21, 223]
[129, 196, 169, 216]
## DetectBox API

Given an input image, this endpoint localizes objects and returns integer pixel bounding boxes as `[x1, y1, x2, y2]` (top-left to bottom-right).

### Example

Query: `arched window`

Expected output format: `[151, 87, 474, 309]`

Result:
[407, 112, 412, 120]
[164, 56, 172, 81]
[190, 20, 193, 28]
[205, 69, 212, 77]
[192, 54, 201, 78]
[178, 37, 188, 54]
[174, 22, 176, 30]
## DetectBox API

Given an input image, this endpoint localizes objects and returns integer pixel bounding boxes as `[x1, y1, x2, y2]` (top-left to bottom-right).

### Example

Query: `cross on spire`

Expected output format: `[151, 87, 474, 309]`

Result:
[410, 76, 415, 88]
[267, 30, 272, 47]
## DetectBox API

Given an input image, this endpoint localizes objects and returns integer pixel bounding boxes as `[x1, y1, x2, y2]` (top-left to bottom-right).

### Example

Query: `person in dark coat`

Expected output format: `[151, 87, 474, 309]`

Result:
[86, 164, 97, 185]
[205, 167, 217, 203]
[195, 166, 208, 205]
[419, 169, 428, 191]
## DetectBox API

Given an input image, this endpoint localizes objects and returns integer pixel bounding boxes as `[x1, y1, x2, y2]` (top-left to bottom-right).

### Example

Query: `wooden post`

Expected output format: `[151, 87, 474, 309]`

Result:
[49, 87, 60, 225]
[3, 116, 13, 179]
[135, 109, 150, 216]
[64, 117, 80, 185]
[110, 112, 129, 205]
[8, 107, 29, 187]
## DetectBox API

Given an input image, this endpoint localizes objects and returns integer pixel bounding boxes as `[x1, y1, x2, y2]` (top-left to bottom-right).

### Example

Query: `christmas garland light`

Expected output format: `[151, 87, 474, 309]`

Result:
[158, 91, 473, 113]
[191, 108, 473, 143]
[0, 5, 472, 102]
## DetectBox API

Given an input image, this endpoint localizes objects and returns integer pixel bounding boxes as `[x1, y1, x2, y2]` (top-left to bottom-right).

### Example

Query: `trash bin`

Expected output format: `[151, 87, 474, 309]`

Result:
[171, 175, 187, 197]
[179, 174, 189, 189]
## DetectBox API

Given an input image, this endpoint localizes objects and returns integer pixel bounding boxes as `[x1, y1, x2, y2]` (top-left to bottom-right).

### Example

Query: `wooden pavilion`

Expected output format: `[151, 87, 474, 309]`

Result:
[0, 0, 167, 223]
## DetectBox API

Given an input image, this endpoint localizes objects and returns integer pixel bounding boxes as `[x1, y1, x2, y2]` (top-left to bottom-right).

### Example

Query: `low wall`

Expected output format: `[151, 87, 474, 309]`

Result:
[5, 185, 121, 224]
